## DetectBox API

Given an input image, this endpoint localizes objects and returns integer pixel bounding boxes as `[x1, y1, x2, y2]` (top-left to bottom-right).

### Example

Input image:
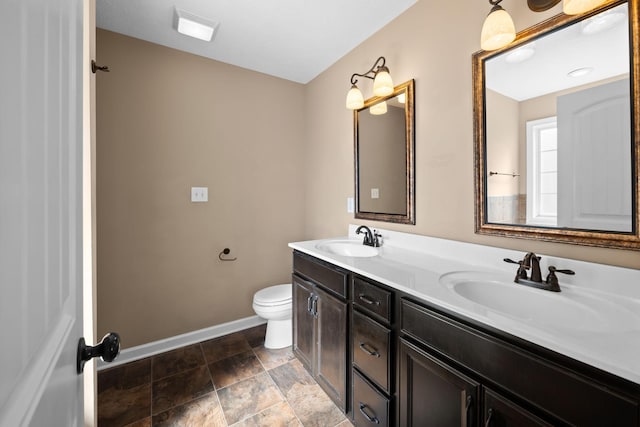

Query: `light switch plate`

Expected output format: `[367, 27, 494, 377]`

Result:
[347, 197, 354, 213]
[191, 187, 208, 202]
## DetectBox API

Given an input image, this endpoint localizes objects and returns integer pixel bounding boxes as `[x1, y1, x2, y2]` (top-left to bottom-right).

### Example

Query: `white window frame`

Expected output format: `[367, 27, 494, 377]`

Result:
[526, 116, 558, 226]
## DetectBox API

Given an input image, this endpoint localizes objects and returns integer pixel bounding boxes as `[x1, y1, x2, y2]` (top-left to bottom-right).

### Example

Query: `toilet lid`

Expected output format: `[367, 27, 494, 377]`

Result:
[254, 284, 291, 305]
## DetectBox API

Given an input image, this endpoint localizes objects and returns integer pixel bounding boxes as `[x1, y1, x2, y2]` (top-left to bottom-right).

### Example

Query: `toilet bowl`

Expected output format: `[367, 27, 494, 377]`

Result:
[252, 284, 292, 349]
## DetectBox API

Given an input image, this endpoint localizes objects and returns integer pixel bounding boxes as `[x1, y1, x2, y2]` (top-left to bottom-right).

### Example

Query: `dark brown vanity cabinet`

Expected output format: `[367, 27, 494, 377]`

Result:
[352, 276, 393, 427]
[400, 298, 640, 427]
[292, 251, 640, 426]
[292, 252, 349, 412]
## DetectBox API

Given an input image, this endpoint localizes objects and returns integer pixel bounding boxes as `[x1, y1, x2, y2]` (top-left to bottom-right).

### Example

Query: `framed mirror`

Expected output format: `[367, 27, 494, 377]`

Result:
[473, 0, 640, 249]
[355, 79, 415, 224]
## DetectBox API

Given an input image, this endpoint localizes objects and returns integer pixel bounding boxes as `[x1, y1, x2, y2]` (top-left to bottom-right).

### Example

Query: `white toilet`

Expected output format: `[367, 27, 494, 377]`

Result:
[252, 284, 292, 349]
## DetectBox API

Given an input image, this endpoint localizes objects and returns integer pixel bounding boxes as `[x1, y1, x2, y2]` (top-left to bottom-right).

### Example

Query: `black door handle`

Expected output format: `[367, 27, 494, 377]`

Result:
[77, 332, 120, 374]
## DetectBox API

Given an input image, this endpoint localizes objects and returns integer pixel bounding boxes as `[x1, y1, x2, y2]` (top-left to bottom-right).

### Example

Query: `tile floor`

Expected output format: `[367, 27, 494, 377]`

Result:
[98, 325, 353, 427]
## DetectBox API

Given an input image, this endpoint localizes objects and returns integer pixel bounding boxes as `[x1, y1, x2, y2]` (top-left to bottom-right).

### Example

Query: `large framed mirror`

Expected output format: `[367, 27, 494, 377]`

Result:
[355, 79, 415, 224]
[473, 0, 640, 249]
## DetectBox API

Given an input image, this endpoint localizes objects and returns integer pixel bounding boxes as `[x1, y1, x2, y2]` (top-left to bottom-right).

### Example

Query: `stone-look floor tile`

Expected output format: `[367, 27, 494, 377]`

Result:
[98, 358, 152, 427]
[335, 419, 354, 427]
[124, 417, 152, 427]
[152, 365, 214, 415]
[242, 324, 267, 348]
[285, 383, 346, 427]
[152, 344, 206, 381]
[218, 372, 284, 425]
[201, 332, 252, 364]
[253, 345, 294, 371]
[98, 358, 151, 393]
[268, 359, 316, 397]
[98, 382, 151, 427]
[230, 401, 302, 427]
[152, 392, 226, 427]
[209, 350, 265, 389]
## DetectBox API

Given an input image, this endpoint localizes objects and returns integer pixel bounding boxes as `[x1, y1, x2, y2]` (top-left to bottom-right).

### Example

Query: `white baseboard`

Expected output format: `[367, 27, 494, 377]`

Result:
[97, 315, 266, 370]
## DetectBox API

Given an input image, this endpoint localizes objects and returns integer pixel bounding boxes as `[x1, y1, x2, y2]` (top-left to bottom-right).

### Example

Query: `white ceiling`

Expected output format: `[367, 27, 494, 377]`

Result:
[96, 0, 417, 84]
[486, 3, 629, 101]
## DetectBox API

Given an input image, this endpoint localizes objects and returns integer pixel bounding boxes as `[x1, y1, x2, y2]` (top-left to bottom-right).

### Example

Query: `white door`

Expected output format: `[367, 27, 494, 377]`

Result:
[557, 78, 632, 232]
[0, 0, 91, 425]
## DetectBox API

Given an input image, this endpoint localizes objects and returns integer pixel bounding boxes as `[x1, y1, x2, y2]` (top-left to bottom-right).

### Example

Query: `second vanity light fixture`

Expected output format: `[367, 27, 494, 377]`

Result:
[346, 56, 394, 110]
[481, 0, 607, 51]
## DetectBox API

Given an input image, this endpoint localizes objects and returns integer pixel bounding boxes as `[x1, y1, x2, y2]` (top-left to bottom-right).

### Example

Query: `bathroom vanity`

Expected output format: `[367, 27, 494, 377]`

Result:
[290, 227, 640, 426]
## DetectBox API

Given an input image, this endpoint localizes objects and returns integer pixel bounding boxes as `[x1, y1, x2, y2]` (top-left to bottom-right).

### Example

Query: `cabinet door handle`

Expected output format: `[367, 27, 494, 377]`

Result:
[359, 294, 380, 306]
[307, 295, 313, 314]
[465, 395, 473, 427]
[359, 342, 380, 358]
[485, 408, 493, 427]
[311, 295, 318, 318]
[359, 402, 380, 424]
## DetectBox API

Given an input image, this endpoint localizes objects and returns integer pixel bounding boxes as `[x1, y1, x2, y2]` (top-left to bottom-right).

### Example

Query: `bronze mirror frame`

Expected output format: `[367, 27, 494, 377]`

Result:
[355, 79, 415, 224]
[473, 0, 640, 250]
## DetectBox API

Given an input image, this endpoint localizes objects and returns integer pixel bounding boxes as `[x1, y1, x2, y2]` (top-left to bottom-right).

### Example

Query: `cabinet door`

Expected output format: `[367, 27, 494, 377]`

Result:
[316, 285, 348, 411]
[483, 388, 552, 427]
[292, 275, 315, 371]
[399, 339, 479, 427]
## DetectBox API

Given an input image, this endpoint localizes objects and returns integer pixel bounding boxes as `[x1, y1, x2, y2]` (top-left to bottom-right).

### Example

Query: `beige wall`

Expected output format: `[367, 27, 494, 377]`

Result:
[96, 30, 306, 347]
[303, 0, 640, 269]
[97, 0, 640, 348]
[486, 89, 520, 197]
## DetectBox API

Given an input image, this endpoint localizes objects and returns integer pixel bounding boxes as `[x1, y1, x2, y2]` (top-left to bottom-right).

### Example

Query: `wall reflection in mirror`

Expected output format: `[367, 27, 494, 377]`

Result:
[355, 80, 415, 224]
[484, 2, 632, 232]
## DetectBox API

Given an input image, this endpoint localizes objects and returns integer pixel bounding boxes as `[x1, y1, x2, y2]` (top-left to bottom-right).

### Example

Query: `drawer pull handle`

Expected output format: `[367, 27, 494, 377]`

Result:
[359, 342, 380, 358]
[359, 402, 380, 424]
[359, 294, 380, 306]
[485, 408, 493, 427]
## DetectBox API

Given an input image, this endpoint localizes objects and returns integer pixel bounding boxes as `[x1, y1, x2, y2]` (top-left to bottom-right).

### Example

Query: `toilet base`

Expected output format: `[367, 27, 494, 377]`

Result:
[264, 318, 292, 349]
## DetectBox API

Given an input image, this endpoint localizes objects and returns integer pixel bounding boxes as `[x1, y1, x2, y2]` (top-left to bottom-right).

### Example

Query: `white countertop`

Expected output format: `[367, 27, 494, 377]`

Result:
[289, 225, 640, 385]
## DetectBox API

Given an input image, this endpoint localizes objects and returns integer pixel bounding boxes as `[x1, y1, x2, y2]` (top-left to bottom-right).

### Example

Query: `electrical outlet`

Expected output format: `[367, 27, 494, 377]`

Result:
[191, 187, 208, 202]
[371, 188, 380, 199]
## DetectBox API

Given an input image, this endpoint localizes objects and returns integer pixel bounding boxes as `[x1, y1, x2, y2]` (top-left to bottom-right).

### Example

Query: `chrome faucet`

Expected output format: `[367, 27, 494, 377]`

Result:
[504, 252, 575, 292]
[355, 225, 381, 247]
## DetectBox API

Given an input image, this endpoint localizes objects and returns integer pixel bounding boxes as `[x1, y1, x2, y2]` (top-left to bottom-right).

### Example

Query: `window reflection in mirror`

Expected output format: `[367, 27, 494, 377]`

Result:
[355, 80, 415, 224]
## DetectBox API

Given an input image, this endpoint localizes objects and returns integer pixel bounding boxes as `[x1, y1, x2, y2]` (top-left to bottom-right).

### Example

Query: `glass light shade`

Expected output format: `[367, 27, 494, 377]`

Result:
[480, 7, 516, 51]
[563, 0, 606, 15]
[373, 70, 394, 96]
[346, 85, 364, 110]
[369, 101, 387, 115]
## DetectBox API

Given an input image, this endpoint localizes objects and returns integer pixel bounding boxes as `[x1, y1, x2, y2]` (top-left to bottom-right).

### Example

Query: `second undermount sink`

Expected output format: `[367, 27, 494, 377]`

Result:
[439, 271, 640, 333]
[315, 240, 379, 257]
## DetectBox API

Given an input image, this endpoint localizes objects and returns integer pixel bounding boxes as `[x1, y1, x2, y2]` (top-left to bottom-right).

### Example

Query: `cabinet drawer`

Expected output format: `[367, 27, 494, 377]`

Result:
[353, 277, 391, 322]
[401, 298, 640, 426]
[353, 310, 391, 393]
[353, 369, 389, 427]
[293, 252, 348, 298]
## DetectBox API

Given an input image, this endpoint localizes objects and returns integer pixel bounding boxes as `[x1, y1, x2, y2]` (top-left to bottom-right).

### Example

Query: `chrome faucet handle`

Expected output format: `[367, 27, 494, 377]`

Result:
[372, 230, 382, 247]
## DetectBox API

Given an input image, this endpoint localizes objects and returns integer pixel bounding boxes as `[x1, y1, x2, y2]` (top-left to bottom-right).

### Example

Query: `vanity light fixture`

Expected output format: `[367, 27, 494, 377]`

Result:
[480, 0, 607, 51]
[346, 56, 394, 110]
[175, 7, 219, 42]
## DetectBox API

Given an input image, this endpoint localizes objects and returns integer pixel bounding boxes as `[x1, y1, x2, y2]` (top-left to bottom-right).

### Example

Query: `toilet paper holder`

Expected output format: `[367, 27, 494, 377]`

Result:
[219, 248, 237, 261]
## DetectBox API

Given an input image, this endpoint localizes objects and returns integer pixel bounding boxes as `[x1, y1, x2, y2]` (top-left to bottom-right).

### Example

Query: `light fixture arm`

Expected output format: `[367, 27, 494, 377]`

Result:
[350, 56, 387, 85]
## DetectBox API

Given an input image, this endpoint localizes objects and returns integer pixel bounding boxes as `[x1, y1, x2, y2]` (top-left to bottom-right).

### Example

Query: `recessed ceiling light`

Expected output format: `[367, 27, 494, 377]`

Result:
[505, 43, 536, 63]
[581, 8, 626, 35]
[175, 7, 219, 42]
[567, 67, 594, 78]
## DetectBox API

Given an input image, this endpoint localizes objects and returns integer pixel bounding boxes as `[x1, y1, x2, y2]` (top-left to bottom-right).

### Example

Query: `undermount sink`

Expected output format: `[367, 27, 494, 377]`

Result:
[315, 240, 379, 258]
[439, 271, 640, 333]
